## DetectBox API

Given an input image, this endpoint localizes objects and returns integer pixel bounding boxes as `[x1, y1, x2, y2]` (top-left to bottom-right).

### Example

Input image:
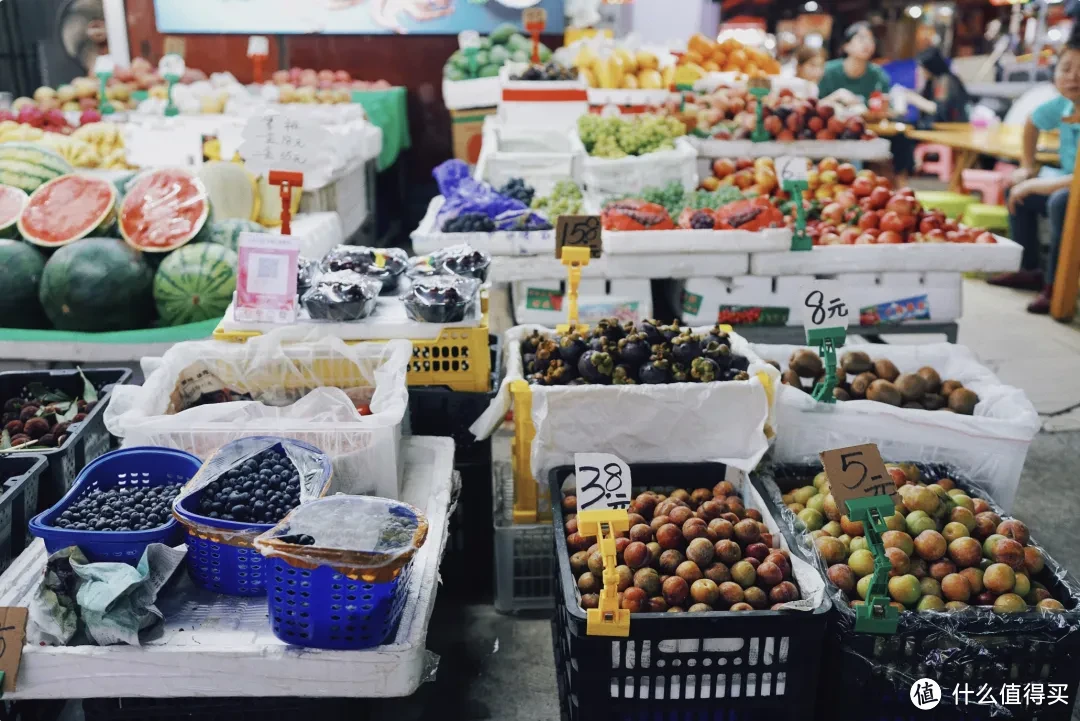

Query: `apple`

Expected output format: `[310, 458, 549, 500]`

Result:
[857, 211, 880, 231]
[869, 186, 891, 210]
[855, 233, 877, 245]
[878, 230, 904, 244]
[839, 228, 862, 244]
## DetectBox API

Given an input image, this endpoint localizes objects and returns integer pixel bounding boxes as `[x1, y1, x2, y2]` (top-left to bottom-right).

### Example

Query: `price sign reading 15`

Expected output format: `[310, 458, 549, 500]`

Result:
[575, 453, 632, 512]
[801, 280, 851, 330]
[555, 215, 602, 259]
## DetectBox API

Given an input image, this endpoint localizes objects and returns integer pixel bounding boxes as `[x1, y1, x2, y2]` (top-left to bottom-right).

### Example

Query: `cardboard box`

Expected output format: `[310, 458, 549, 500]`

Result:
[449, 107, 497, 164]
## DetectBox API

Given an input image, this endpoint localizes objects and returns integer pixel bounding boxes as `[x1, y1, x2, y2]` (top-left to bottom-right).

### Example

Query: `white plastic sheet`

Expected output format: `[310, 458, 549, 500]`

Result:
[581, 136, 698, 197]
[752, 342, 1040, 511]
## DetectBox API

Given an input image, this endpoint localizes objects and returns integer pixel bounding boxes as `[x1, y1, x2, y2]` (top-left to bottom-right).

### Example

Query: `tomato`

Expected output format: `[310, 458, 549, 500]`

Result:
[885, 196, 916, 216]
[874, 176, 892, 190]
[857, 211, 880, 231]
[879, 211, 905, 233]
[877, 230, 904, 244]
[975, 231, 997, 244]
[735, 157, 754, 171]
[851, 177, 874, 198]
[869, 186, 892, 210]
[864, 227, 881, 238]
[918, 216, 942, 234]
[854, 233, 877, 245]
[839, 227, 862, 244]
[953, 230, 974, 243]
[820, 202, 845, 224]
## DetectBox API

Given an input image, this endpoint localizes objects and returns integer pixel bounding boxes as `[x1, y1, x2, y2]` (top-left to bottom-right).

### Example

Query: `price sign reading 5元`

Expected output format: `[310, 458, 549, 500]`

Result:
[819, 443, 897, 508]
[0, 606, 28, 692]
[800, 280, 851, 330]
[574, 453, 632, 512]
[555, 215, 602, 259]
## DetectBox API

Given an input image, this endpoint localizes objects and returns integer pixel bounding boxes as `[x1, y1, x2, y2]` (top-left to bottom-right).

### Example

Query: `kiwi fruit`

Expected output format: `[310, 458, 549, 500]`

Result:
[789, 349, 824, 378]
[833, 387, 851, 402]
[902, 402, 924, 409]
[921, 393, 946, 410]
[866, 379, 902, 406]
[872, 359, 900, 383]
[841, 350, 872, 374]
[895, 373, 928, 402]
[849, 372, 877, 399]
[940, 380, 964, 397]
[948, 387, 979, 415]
[781, 370, 804, 390]
[916, 366, 942, 394]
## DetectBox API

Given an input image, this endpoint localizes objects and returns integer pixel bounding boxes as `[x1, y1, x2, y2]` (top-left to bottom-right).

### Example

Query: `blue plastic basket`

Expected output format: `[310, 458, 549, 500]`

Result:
[29, 447, 203, 564]
[173, 437, 333, 597]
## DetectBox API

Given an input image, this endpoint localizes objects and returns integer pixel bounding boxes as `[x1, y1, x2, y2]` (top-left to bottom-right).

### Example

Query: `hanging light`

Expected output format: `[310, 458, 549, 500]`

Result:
[907, 5, 924, 18]
[804, 1, 820, 12]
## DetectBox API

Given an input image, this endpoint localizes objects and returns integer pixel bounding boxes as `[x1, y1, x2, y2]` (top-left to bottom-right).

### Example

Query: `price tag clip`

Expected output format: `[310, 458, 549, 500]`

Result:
[523, 7, 547, 64]
[574, 453, 631, 637]
[776, 156, 811, 250]
[268, 169, 303, 235]
[801, 281, 849, 403]
[748, 81, 771, 142]
[554, 214, 602, 334]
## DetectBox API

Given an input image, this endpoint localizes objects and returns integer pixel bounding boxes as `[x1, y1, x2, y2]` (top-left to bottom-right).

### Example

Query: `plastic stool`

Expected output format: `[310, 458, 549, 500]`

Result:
[961, 169, 1007, 205]
[962, 203, 1010, 232]
[915, 190, 977, 220]
[914, 143, 954, 182]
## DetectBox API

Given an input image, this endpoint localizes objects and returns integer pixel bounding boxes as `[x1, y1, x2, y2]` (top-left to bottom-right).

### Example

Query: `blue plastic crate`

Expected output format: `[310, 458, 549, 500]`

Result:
[29, 447, 202, 564]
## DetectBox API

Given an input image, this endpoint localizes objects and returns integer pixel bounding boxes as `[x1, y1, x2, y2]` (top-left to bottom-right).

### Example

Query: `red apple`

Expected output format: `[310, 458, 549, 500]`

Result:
[878, 230, 904, 244]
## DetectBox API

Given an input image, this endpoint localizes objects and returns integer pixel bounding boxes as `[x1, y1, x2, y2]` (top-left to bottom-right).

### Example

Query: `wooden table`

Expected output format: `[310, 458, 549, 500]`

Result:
[906, 124, 1060, 192]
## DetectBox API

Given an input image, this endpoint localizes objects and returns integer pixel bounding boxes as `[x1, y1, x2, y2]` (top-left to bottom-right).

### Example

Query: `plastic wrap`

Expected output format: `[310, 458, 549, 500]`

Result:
[104, 329, 409, 498]
[433, 159, 529, 227]
[254, 495, 428, 575]
[173, 436, 333, 545]
[319, 245, 408, 294]
[117, 168, 210, 251]
[301, 270, 381, 321]
[754, 461, 1080, 718]
[430, 243, 492, 282]
[401, 274, 481, 323]
[297, 256, 318, 296]
[406, 254, 442, 280]
[752, 343, 1040, 511]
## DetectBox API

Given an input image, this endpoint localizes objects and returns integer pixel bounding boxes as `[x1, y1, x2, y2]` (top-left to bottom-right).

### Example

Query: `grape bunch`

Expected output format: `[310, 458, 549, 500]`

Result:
[578, 114, 687, 159]
[442, 213, 496, 233]
[513, 63, 579, 81]
[689, 210, 715, 229]
[531, 180, 584, 218]
[497, 177, 535, 205]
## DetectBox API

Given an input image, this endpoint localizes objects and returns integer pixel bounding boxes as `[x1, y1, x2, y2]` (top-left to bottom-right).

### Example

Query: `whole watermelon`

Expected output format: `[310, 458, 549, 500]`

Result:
[154, 242, 238, 326]
[39, 237, 154, 331]
[0, 240, 48, 328]
[206, 218, 265, 252]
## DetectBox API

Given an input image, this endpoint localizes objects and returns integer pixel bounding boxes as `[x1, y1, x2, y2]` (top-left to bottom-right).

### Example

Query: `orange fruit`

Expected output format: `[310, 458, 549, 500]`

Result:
[684, 50, 705, 66]
[688, 33, 714, 57]
[729, 49, 748, 68]
[702, 60, 720, 73]
[712, 50, 728, 66]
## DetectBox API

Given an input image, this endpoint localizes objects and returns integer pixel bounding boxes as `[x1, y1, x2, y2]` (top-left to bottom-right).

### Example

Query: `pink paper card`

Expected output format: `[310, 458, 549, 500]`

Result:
[235, 232, 300, 324]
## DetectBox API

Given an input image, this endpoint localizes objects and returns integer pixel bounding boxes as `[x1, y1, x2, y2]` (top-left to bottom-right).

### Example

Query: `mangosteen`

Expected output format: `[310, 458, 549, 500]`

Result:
[51, 421, 70, 438]
[729, 353, 750, 372]
[691, 356, 720, 383]
[522, 330, 544, 355]
[37, 434, 57, 448]
[4, 420, 23, 436]
[587, 335, 609, 351]
[72, 413, 87, 423]
[702, 341, 733, 368]
[724, 369, 750, 381]
[671, 334, 703, 365]
[595, 318, 626, 342]
[700, 325, 731, 349]
[558, 333, 589, 368]
[3, 398, 22, 413]
[639, 356, 673, 384]
[544, 360, 577, 385]
[533, 339, 560, 373]
[659, 321, 682, 342]
[522, 353, 537, 374]
[639, 319, 665, 346]
[18, 405, 39, 422]
[617, 333, 650, 368]
[612, 365, 637, 385]
[672, 363, 690, 383]
[23, 417, 49, 439]
[9, 434, 31, 446]
[577, 350, 614, 384]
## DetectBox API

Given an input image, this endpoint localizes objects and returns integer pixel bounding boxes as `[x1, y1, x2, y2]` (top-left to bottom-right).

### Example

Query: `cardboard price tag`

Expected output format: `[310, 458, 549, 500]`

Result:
[163, 36, 186, 58]
[574, 453, 632, 512]
[247, 36, 270, 57]
[819, 443, 897, 509]
[235, 232, 300, 324]
[775, 155, 810, 183]
[159, 53, 186, 79]
[523, 7, 547, 28]
[800, 280, 851, 330]
[0, 607, 28, 693]
[555, 215, 602, 259]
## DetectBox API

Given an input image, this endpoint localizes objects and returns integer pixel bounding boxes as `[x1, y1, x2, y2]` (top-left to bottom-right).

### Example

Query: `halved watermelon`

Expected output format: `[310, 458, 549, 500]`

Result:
[119, 168, 211, 253]
[17, 174, 117, 248]
[0, 186, 29, 238]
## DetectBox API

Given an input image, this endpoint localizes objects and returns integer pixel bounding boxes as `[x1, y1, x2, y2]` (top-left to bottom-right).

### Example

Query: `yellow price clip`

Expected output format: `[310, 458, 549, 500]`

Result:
[556, 245, 591, 335]
[576, 508, 630, 637]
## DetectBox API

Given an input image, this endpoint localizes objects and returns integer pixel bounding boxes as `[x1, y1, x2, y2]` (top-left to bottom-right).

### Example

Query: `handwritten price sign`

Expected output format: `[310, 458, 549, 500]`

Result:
[575, 453, 632, 512]
[800, 280, 851, 330]
[0, 607, 27, 692]
[775, 155, 810, 184]
[239, 112, 330, 187]
[819, 443, 897, 508]
[555, 215, 602, 259]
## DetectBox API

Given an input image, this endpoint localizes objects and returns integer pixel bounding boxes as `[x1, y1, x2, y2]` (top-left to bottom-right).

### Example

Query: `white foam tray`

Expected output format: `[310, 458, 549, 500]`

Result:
[586, 88, 675, 107]
[491, 251, 750, 281]
[688, 135, 893, 161]
[749, 235, 1023, 275]
[443, 76, 501, 110]
[217, 288, 484, 340]
[0, 436, 455, 700]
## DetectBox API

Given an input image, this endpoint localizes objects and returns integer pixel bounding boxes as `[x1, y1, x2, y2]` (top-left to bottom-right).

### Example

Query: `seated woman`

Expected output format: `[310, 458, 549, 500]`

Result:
[892, 47, 971, 179]
[793, 45, 827, 87]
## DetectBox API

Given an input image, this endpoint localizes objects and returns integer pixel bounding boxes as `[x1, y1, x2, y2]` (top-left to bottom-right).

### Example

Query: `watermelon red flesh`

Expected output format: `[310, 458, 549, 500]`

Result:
[0, 186, 29, 237]
[17, 175, 116, 247]
[119, 168, 210, 253]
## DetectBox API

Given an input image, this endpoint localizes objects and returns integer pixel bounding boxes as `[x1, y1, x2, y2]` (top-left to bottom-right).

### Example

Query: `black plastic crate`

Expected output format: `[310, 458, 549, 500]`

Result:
[550, 463, 831, 721]
[0, 454, 47, 573]
[754, 462, 1080, 721]
[81, 697, 371, 721]
[407, 334, 499, 466]
[441, 452, 495, 601]
[0, 368, 132, 510]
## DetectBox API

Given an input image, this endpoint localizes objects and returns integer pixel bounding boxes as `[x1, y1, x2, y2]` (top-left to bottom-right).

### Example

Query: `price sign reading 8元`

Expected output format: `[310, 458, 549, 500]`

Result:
[555, 215, 602, 259]
[800, 280, 851, 330]
[574, 453, 632, 512]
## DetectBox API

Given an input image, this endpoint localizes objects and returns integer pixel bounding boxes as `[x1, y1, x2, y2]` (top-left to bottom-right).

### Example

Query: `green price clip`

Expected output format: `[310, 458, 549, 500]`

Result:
[806, 327, 845, 403]
[97, 71, 115, 116]
[749, 85, 769, 142]
[786, 180, 810, 251]
[847, 495, 900, 634]
[164, 74, 180, 117]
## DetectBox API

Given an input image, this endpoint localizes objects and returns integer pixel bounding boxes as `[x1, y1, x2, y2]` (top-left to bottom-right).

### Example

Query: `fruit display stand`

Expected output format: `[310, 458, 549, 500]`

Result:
[753, 462, 1080, 721]
[688, 136, 893, 162]
[550, 462, 831, 721]
[473, 118, 585, 194]
[444, 77, 503, 112]
[0, 436, 455, 700]
[751, 343, 1040, 511]
[491, 250, 751, 281]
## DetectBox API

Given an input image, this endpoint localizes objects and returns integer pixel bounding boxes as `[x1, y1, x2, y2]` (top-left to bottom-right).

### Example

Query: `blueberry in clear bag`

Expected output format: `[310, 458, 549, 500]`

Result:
[401, 274, 481, 323]
[302, 271, 382, 322]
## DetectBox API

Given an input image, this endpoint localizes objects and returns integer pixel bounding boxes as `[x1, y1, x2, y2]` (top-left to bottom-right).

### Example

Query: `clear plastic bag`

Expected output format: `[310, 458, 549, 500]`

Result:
[301, 270, 381, 321]
[401, 274, 480, 323]
[406, 254, 443, 280]
[320, 245, 409, 294]
[430, 243, 492, 282]
[433, 159, 528, 227]
[297, 256, 318, 296]
[253, 495, 428, 574]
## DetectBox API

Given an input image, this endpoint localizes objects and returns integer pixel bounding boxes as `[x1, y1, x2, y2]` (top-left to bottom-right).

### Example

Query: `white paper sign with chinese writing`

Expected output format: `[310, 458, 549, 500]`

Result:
[574, 453, 632, 512]
[123, 125, 203, 168]
[775, 155, 810, 183]
[238, 111, 330, 188]
[235, 232, 300, 324]
[799, 280, 851, 330]
[159, 53, 186, 79]
[93, 55, 115, 76]
[247, 36, 270, 57]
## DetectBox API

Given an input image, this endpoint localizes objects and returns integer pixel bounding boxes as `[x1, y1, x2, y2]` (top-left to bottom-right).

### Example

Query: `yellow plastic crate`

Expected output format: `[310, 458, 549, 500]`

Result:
[211, 295, 492, 392]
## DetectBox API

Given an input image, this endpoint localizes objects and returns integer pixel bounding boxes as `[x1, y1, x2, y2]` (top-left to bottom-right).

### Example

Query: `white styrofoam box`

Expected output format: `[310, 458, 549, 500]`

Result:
[749, 235, 1024, 275]
[693, 72, 816, 98]
[474, 118, 585, 194]
[672, 275, 813, 327]
[603, 226, 791, 254]
[271, 212, 345, 261]
[498, 63, 589, 129]
[687, 135, 893, 161]
[586, 88, 676, 109]
[492, 251, 749, 281]
[511, 278, 653, 326]
[582, 135, 698, 197]
[297, 160, 368, 240]
[443, 76, 502, 110]
[410, 196, 555, 256]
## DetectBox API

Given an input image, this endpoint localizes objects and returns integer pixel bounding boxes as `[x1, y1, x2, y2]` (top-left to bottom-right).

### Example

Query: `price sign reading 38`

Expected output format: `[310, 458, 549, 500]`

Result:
[574, 453, 632, 512]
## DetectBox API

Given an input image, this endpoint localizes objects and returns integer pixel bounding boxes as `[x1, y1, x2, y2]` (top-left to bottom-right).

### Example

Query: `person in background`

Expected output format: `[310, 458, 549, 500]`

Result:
[892, 47, 972, 180]
[794, 45, 827, 85]
[817, 22, 891, 105]
[990, 33, 1080, 314]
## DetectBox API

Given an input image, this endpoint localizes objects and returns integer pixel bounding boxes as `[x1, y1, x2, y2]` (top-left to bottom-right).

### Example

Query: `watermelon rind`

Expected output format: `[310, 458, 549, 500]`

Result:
[39, 237, 154, 332]
[0, 239, 48, 328]
[119, 167, 212, 254]
[205, 218, 267, 252]
[153, 242, 238, 326]
[0, 143, 73, 193]
[17, 174, 118, 248]
[0, 185, 30, 238]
